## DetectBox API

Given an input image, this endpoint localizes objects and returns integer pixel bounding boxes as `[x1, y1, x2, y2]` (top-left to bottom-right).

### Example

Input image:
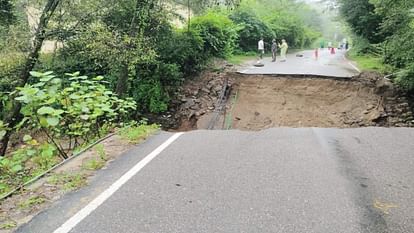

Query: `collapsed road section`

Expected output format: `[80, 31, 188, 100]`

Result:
[173, 72, 413, 131]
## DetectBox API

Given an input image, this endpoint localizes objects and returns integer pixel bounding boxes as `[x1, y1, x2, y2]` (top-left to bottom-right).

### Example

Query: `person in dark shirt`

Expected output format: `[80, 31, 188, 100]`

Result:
[271, 39, 277, 62]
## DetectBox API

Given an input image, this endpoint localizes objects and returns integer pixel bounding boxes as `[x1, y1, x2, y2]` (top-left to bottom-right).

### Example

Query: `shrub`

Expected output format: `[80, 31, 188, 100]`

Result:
[190, 11, 239, 58]
[350, 36, 377, 55]
[266, 12, 309, 48]
[0, 52, 25, 93]
[229, 10, 274, 52]
[132, 78, 169, 114]
[15, 71, 136, 158]
[158, 29, 207, 76]
[395, 64, 414, 92]
[384, 30, 414, 69]
[0, 53, 25, 119]
[0, 138, 58, 197]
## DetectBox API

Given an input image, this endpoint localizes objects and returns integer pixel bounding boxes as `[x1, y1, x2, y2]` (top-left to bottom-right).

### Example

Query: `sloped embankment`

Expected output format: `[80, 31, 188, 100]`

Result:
[173, 72, 413, 130]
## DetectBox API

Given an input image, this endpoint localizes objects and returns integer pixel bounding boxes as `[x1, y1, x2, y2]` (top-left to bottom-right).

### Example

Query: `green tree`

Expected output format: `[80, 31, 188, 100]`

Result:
[230, 10, 274, 51]
[338, 0, 384, 43]
[0, 0, 15, 27]
[1, 0, 62, 157]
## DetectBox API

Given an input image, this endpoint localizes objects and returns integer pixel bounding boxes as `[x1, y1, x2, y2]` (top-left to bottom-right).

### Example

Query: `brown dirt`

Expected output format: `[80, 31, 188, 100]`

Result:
[229, 74, 413, 130]
[230, 76, 382, 129]
[161, 61, 237, 131]
[175, 72, 413, 130]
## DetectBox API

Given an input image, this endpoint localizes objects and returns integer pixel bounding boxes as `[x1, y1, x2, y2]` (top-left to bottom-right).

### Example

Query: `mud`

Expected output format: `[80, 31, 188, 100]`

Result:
[175, 72, 413, 130]
[231, 75, 381, 129]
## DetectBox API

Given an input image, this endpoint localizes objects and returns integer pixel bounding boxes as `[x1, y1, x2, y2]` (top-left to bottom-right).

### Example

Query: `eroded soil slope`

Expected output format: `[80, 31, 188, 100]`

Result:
[174, 72, 413, 130]
[231, 76, 382, 129]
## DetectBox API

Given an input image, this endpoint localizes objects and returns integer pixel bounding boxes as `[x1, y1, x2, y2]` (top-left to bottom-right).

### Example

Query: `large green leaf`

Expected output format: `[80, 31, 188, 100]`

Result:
[15, 96, 28, 102]
[46, 117, 60, 126]
[80, 115, 90, 120]
[23, 135, 32, 142]
[39, 117, 48, 127]
[40, 75, 56, 82]
[53, 109, 65, 116]
[37, 106, 55, 115]
[65, 71, 80, 77]
[30, 71, 43, 78]
[43, 71, 54, 76]
[0, 130, 6, 140]
[11, 164, 23, 173]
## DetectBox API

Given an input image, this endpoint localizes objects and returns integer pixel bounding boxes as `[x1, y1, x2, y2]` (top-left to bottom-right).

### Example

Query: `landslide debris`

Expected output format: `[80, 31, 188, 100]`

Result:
[172, 71, 413, 130]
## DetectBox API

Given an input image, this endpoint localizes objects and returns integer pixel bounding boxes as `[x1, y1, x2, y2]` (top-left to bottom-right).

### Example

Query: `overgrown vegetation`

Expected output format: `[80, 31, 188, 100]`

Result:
[18, 195, 46, 209]
[117, 121, 160, 143]
[48, 172, 87, 191]
[338, 0, 414, 91]
[0, 0, 323, 198]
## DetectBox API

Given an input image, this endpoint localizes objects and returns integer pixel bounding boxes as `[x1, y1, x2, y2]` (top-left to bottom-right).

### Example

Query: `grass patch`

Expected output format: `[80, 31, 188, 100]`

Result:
[227, 53, 257, 65]
[117, 122, 160, 144]
[48, 172, 87, 191]
[82, 158, 105, 171]
[347, 51, 391, 73]
[0, 221, 17, 230]
[18, 195, 46, 209]
[94, 144, 107, 161]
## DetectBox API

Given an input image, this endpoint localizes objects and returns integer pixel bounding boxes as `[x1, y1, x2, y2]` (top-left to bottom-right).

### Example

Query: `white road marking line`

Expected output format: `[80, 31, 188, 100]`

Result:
[343, 54, 361, 73]
[348, 62, 361, 73]
[53, 132, 185, 233]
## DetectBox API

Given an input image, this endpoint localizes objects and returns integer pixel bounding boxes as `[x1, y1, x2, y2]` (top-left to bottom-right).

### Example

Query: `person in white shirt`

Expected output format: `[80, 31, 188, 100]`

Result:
[258, 38, 264, 59]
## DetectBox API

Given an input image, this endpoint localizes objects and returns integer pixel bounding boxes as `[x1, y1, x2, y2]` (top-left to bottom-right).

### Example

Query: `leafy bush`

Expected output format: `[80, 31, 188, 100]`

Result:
[350, 36, 380, 55]
[266, 11, 312, 48]
[0, 53, 25, 119]
[15, 71, 136, 158]
[132, 78, 169, 113]
[395, 65, 414, 92]
[0, 138, 58, 197]
[158, 29, 207, 76]
[0, 53, 25, 93]
[229, 10, 274, 52]
[384, 30, 414, 69]
[190, 11, 239, 58]
[41, 24, 122, 83]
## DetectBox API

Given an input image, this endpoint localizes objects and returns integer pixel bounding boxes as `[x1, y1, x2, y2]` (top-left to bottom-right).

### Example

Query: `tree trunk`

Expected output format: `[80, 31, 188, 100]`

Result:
[116, 63, 129, 97]
[0, 0, 61, 157]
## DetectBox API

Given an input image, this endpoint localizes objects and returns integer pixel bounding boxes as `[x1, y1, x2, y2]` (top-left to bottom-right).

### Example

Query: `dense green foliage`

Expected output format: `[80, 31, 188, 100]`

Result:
[0, 71, 136, 197]
[15, 71, 136, 157]
[0, 0, 16, 27]
[1, 0, 322, 120]
[339, 0, 414, 91]
[0, 0, 322, 163]
[229, 0, 321, 51]
[0, 138, 58, 196]
[191, 12, 239, 57]
[229, 10, 274, 51]
[339, 0, 383, 43]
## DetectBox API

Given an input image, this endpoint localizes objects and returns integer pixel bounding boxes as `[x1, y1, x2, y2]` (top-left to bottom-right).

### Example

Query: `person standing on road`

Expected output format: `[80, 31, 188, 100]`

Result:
[258, 38, 265, 60]
[278, 39, 288, 62]
[271, 39, 277, 62]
